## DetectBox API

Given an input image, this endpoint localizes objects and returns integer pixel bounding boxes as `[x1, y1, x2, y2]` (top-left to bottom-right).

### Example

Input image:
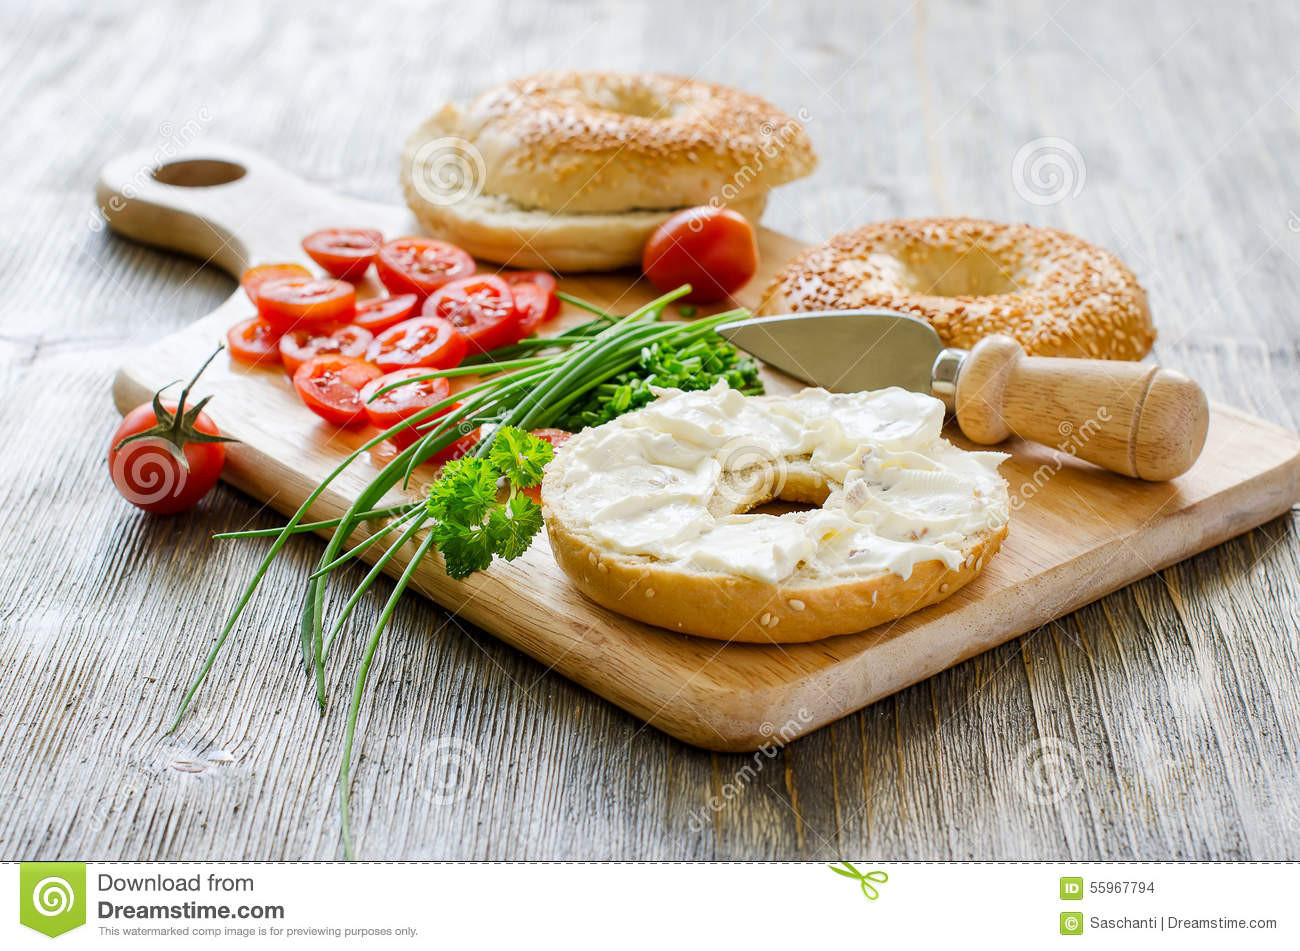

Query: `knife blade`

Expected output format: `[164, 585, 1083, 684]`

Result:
[715, 310, 947, 397]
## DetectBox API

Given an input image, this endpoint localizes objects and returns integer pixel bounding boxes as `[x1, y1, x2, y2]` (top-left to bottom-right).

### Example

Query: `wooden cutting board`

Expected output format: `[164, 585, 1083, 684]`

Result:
[100, 144, 1300, 753]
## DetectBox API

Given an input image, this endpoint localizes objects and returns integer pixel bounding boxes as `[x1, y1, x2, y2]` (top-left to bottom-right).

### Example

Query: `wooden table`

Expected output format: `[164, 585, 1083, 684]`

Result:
[3, 0, 1298, 860]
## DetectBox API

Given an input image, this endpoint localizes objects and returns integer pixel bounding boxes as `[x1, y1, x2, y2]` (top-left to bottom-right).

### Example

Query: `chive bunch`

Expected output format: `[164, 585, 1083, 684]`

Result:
[175, 286, 760, 857]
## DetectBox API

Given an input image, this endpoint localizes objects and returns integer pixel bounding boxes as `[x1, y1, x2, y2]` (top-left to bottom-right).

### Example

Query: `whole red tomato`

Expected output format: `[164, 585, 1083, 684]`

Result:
[641, 206, 759, 303]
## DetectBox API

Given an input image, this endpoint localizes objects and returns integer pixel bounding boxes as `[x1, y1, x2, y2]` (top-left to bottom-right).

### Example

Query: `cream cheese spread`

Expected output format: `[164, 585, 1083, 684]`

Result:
[553, 382, 1010, 585]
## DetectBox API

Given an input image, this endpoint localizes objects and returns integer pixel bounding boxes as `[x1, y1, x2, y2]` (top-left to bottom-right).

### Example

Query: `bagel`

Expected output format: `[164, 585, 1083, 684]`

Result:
[759, 217, 1155, 360]
[541, 383, 1010, 644]
[401, 72, 815, 270]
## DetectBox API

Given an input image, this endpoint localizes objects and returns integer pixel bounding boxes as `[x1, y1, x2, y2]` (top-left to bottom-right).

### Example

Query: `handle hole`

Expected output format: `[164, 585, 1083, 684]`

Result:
[152, 159, 246, 187]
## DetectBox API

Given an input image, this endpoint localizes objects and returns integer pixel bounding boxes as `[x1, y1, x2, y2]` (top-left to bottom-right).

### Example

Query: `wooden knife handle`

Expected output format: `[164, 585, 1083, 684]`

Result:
[953, 334, 1209, 481]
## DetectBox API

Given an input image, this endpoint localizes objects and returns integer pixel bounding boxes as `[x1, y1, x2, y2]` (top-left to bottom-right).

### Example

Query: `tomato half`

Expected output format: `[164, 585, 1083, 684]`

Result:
[366, 316, 468, 373]
[292, 355, 383, 426]
[302, 228, 383, 281]
[511, 281, 559, 336]
[375, 237, 474, 298]
[522, 428, 571, 502]
[353, 294, 419, 333]
[423, 275, 521, 354]
[227, 316, 283, 366]
[256, 277, 357, 331]
[642, 206, 759, 303]
[278, 324, 374, 376]
[502, 270, 557, 294]
[241, 263, 312, 304]
[430, 426, 480, 461]
[109, 400, 226, 514]
[360, 368, 453, 446]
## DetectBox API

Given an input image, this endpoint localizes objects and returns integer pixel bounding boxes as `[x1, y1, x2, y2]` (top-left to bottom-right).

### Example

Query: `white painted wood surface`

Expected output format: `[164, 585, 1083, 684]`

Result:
[2, 0, 1299, 860]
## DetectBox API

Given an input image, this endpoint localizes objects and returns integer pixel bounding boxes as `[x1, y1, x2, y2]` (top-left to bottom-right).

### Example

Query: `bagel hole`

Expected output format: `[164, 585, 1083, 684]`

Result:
[747, 498, 821, 517]
[728, 468, 831, 517]
[589, 86, 678, 120]
[907, 245, 1021, 297]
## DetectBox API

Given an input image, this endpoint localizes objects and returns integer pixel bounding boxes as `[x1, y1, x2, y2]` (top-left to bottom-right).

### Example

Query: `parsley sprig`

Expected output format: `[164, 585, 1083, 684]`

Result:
[426, 428, 552, 578]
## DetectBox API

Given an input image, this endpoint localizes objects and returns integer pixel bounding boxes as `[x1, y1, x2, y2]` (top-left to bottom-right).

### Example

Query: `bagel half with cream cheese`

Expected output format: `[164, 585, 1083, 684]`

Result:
[402, 72, 815, 271]
[541, 383, 1010, 643]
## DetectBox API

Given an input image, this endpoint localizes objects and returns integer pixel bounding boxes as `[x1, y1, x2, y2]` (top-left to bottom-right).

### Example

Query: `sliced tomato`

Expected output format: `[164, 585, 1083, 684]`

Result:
[430, 426, 480, 461]
[241, 263, 312, 304]
[529, 428, 572, 449]
[360, 368, 453, 446]
[423, 275, 521, 354]
[278, 324, 373, 376]
[367, 316, 467, 373]
[226, 316, 283, 366]
[292, 354, 383, 426]
[502, 270, 557, 294]
[256, 277, 357, 331]
[353, 294, 419, 333]
[302, 228, 383, 281]
[375, 237, 474, 298]
[511, 281, 559, 336]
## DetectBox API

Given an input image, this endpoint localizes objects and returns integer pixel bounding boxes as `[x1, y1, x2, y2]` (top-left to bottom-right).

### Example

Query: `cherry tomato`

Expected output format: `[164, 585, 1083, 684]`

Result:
[278, 324, 374, 376]
[353, 294, 418, 333]
[411, 408, 481, 460]
[302, 228, 383, 282]
[423, 275, 521, 354]
[375, 237, 474, 298]
[241, 263, 311, 304]
[367, 316, 468, 373]
[529, 428, 572, 450]
[109, 347, 233, 514]
[292, 354, 383, 426]
[521, 428, 571, 501]
[642, 206, 759, 303]
[360, 368, 453, 446]
[511, 281, 559, 336]
[226, 316, 283, 366]
[256, 277, 357, 331]
[502, 270, 557, 294]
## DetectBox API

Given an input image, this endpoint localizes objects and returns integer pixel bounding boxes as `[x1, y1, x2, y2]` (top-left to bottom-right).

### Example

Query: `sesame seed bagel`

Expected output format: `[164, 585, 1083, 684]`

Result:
[401, 107, 768, 271]
[541, 383, 1011, 644]
[759, 217, 1155, 360]
[401, 71, 814, 270]
[451, 71, 815, 214]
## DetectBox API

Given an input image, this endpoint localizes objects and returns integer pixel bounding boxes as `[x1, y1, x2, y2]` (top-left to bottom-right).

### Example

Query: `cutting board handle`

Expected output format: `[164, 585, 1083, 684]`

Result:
[955, 334, 1209, 481]
[95, 143, 405, 276]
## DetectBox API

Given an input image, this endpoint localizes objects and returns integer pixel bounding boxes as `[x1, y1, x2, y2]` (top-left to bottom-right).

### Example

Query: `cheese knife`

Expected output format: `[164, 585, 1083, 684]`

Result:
[715, 310, 1208, 481]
